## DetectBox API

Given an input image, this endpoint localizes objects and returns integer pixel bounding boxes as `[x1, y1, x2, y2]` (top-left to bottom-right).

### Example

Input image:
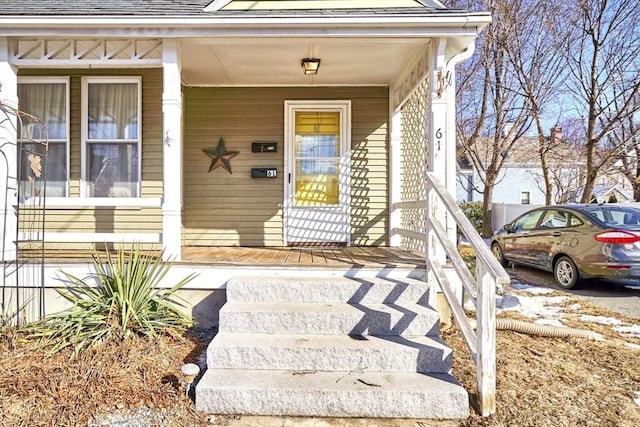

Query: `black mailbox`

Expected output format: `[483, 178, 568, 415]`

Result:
[252, 142, 277, 153]
[251, 168, 277, 178]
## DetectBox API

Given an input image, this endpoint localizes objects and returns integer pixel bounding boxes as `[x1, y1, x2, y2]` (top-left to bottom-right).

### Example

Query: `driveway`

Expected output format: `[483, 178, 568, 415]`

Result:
[505, 264, 640, 319]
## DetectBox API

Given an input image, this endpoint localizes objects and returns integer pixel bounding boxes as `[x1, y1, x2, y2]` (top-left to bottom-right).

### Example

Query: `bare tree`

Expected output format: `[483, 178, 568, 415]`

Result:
[557, 0, 640, 202]
[454, 0, 573, 236]
[529, 119, 588, 203]
[502, 1, 566, 205]
[605, 87, 640, 200]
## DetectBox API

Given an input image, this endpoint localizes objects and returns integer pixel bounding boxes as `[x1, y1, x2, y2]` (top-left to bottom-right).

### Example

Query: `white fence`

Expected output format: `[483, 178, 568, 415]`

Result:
[491, 203, 544, 233]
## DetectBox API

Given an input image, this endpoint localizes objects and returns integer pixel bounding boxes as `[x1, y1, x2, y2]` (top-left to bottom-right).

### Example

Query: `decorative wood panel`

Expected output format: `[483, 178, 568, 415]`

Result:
[12, 39, 162, 66]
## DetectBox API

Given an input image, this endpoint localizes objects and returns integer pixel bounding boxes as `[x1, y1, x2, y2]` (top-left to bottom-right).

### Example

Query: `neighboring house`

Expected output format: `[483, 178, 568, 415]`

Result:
[456, 126, 634, 206]
[0, 0, 490, 261]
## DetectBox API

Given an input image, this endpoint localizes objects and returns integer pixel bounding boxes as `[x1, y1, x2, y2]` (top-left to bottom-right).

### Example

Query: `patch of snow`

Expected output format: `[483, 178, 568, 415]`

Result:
[511, 283, 555, 295]
[567, 303, 582, 311]
[497, 294, 521, 310]
[501, 295, 568, 319]
[626, 342, 640, 350]
[463, 299, 475, 312]
[579, 315, 623, 326]
[510, 283, 536, 291]
[635, 392, 640, 407]
[613, 324, 640, 339]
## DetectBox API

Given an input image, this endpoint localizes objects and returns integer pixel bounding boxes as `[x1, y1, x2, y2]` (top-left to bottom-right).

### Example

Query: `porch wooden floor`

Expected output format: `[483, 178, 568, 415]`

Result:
[28, 246, 425, 269]
[180, 246, 425, 269]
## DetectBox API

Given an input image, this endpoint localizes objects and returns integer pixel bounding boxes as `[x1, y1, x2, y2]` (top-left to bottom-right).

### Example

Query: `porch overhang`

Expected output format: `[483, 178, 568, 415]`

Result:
[1, 11, 489, 87]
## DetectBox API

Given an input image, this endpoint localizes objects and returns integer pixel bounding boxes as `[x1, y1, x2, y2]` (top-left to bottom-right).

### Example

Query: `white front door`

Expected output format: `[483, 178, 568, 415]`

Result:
[284, 101, 351, 245]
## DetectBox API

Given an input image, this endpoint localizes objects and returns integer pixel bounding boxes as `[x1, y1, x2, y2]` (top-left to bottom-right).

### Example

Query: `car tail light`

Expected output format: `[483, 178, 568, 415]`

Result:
[594, 230, 640, 244]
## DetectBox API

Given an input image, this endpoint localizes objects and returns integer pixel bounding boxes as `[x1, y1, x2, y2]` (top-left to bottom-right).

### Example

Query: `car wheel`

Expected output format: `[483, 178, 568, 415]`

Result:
[554, 256, 579, 289]
[491, 242, 509, 267]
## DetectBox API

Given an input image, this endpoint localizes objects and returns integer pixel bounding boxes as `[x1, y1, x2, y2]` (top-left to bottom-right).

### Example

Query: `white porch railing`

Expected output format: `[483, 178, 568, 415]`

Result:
[393, 172, 510, 416]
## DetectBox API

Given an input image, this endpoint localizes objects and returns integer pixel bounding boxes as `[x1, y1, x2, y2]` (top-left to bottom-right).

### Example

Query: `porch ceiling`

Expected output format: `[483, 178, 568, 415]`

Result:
[180, 37, 428, 86]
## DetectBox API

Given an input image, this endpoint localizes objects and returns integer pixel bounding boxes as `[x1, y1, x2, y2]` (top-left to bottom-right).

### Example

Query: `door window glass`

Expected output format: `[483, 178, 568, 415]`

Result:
[540, 209, 569, 228]
[294, 111, 340, 206]
[513, 210, 543, 230]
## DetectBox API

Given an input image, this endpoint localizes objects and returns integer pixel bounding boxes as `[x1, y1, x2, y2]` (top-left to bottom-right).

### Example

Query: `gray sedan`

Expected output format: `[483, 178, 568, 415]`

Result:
[491, 204, 640, 289]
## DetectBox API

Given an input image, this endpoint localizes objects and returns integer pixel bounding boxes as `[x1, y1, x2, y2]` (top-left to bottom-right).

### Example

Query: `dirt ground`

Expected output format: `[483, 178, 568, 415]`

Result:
[0, 289, 639, 426]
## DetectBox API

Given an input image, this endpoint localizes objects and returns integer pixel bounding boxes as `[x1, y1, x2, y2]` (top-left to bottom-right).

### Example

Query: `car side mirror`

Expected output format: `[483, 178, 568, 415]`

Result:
[504, 223, 514, 233]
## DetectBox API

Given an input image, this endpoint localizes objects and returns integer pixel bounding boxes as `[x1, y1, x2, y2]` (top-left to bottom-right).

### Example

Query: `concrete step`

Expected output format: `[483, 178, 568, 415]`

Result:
[196, 368, 469, 419]
[219, 301, 441, 336]
[207, 332, 453, 374]
[225, 276, 431, 305]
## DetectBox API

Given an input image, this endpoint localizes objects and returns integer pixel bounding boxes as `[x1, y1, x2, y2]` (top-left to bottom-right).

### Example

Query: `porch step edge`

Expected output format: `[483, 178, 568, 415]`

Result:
[225, 276, 431, 304]
[196, 368, 469, 419]
[207, 332, 452, 373]
[219, 301, 441, 336]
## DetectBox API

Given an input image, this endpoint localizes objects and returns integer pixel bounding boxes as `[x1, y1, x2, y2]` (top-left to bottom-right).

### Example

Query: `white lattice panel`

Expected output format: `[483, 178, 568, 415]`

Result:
[392, 46, 429, 112]
[12, 38, 162, 66]
[399, 78, 430, 256]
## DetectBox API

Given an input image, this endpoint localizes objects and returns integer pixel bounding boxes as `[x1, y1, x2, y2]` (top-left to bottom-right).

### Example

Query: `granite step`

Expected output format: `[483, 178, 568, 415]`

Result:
[196, 368, 469, 419]
[225, 276, 431, 305]
[207, 332, 453, 373]
[218, 301, 441, 336]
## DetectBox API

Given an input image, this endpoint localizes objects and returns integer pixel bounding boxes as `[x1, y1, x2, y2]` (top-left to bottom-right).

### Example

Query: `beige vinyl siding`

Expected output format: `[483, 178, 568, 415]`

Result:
[18, 68, 164, 247]
[183, 87, 389, 247]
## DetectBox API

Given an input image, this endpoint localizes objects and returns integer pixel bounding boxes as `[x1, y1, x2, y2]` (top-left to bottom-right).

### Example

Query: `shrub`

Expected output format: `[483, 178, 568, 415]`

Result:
[458, 201, 484, 234]
[30, 244, 195, 354]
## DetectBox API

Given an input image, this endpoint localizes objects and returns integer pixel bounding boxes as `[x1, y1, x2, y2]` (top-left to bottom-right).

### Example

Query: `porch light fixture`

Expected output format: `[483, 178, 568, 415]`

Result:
[301, 58, 321, 75]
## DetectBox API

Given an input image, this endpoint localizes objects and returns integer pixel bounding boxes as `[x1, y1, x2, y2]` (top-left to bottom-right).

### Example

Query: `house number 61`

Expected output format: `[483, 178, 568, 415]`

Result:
[436, 128, 443, 150]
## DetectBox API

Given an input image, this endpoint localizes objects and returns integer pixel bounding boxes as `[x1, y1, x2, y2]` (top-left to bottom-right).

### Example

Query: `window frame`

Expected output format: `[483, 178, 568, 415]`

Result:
[81, 76, 142, 199]
[17, 76, 71, 200]
[520, 190, 531, 205]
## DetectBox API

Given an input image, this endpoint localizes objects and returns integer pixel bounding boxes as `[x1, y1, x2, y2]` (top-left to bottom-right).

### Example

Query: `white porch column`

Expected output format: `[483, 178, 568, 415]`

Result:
[162, 39, 183, 261]
[0, 37, 18, 262]
[429, 39, 454, 250]
[388, 109, 402, 247]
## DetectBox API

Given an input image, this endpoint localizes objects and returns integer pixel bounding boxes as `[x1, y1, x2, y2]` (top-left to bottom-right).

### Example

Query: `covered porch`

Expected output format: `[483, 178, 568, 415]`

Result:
[0, 1, 505, 417]
[0, 1, 491, 260]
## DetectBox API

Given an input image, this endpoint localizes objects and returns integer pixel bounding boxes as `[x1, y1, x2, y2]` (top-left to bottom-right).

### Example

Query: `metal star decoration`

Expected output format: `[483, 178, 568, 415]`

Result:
[203, 137, 239, 174]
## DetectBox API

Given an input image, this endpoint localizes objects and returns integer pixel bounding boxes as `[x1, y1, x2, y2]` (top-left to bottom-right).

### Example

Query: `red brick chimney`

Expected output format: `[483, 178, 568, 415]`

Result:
[551, 126, 563, 143]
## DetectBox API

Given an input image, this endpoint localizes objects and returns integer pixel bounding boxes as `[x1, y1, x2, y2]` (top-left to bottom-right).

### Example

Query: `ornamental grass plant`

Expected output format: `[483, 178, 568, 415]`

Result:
[0, 298, 28, 350]
[30, 244, 195, 354]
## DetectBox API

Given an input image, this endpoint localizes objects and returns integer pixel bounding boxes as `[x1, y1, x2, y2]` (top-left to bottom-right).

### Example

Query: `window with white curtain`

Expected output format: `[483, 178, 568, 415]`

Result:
[83, 77, 141, 198]
[17, 78, 69, 198]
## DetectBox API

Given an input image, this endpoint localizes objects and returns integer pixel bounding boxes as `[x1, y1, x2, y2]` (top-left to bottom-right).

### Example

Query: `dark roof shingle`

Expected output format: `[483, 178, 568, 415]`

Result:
[0, 0, 459, 17]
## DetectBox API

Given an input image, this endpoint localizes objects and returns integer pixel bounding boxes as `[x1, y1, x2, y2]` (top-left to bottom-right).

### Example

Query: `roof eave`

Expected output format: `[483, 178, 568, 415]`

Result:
[0, 13, 491, 36]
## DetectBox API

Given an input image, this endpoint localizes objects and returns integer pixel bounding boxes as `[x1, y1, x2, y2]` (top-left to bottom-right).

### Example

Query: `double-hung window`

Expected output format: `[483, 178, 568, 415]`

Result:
[17, 78, 69, 198]
[83, 77, 141, 198]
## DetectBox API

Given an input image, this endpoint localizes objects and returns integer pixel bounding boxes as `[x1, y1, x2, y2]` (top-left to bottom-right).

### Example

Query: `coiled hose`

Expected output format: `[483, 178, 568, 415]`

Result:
[494, 318, 604, 341]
